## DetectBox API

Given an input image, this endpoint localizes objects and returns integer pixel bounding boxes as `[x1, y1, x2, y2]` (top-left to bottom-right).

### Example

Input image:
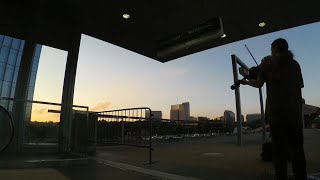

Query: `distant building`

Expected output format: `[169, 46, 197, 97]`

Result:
[170, 102, 190, 121]
[190, 116, 198, 121]
[146, 110, 162, 121]
[170, 109, 180, 120]
[218, 116, 224, 121]
[223, 110, 235, 124]
[182, 102, 190, 121]
[246, 113, 261, 123]
[198, 116, 210, 122]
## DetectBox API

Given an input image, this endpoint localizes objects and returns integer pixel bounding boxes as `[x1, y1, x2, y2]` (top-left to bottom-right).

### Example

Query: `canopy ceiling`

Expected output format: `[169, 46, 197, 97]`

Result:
[1, 1, 319, 62]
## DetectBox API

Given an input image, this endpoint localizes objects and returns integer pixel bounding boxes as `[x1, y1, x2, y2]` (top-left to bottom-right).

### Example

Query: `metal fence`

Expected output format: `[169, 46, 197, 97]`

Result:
[231, 54, 266, 146]
[94, 107, 153, 164]
[0, 97, 89, 152]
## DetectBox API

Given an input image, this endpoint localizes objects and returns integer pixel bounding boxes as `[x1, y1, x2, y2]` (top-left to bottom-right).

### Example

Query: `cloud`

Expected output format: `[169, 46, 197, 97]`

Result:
[91, 101, 112, 111]
[32, 108, 47, 114]
[31, 108, 60, 122]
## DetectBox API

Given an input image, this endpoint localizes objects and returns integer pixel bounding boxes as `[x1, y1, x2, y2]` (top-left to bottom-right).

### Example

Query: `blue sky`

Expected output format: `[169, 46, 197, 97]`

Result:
[33, 22, 320, 121]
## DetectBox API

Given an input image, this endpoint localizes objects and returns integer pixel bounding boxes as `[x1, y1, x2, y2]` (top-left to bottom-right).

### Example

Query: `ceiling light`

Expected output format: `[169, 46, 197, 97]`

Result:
[122, 14, 130, 19]
[259, 22, 266, 27]
[221, 34, 227, 38]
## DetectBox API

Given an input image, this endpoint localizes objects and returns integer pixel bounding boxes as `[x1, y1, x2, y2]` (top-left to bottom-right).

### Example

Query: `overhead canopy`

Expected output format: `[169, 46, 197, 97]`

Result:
[1, 1, 319, 62]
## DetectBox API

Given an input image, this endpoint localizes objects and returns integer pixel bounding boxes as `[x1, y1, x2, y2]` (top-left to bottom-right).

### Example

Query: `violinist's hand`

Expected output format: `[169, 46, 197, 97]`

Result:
[239, 79, 248, 85]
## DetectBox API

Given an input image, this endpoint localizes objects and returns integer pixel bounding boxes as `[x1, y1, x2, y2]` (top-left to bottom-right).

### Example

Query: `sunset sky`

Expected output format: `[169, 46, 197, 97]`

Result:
[31, 22, 320, 122]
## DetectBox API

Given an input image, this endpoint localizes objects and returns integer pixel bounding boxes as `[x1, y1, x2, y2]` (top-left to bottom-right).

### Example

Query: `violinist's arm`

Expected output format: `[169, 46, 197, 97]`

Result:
[240, 78, 264, 88]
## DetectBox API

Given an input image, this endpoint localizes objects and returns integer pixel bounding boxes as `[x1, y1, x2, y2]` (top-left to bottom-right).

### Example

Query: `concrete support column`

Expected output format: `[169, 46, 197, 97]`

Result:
[12, 40, 37, 152]
[59, 32, 81, 152]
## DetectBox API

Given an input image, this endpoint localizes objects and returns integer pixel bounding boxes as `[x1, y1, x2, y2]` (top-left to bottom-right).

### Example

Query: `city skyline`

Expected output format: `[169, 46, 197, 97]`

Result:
[31, 22, 320, 122]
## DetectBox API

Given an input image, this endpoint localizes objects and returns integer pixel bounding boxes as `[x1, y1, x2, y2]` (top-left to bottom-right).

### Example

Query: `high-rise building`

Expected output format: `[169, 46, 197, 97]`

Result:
[170, 109, 180, 120]
[170, 102, 190, 121]
[182, 102, 190, 121]
[223, 110, 235, 124]
[0, 35, 42, 122]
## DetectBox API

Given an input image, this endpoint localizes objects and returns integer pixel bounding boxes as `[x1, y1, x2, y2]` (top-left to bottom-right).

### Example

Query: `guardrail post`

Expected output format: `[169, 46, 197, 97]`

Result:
[231, 55, 243, 146]
[149, 110, 153, 164]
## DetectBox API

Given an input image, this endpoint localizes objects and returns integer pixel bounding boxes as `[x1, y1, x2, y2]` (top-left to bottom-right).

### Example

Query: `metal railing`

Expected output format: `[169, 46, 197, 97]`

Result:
[231, 54, 266, 146]
[94, 107, 153, 164]
[0, 97, 89, 151]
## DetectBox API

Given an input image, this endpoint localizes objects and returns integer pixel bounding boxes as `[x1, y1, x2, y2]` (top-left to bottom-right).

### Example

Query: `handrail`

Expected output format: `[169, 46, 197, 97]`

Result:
[96, 107, 154, 164]
[0, 97, 88, 109]
[0, 96, 90, 152]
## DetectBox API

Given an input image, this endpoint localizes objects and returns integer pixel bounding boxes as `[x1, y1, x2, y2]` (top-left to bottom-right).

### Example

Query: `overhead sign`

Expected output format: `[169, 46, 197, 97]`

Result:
[157, 17, 224, 58]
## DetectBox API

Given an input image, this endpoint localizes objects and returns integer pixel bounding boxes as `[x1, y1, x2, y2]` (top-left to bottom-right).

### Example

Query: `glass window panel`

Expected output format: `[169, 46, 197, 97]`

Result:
[1, 85, 10, 97]
[19, 41, 25, 52]
[35, 45, 42, 57]
[10, 86, 16, 98]
[14, 68, 19, 74]
[12, 38, 21, 49]
[30, 71, 37, 77]
[8, 52, 18, 65]
[0, 35, 4, 43]
[6, 64, 15, 71]
[16, 54, 22, 67]
[10, 48, 18, 54]
[27, 90, 34, 100]
[4, 69, 14, 82]
[0, 66, 5, 80]
[32, 61, 39, 71]
[3, 81, 10, 87]
[3, 36, 12, 46]
[29, 75, 36, 86]
[0, 48, 10, 63]
[13, 71, 18, 83]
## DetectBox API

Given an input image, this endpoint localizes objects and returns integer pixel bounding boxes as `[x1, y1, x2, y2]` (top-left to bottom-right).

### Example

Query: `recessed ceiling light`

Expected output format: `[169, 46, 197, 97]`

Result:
[259, 22, 266, 27]
[123, 14, 130, 19]
[221, 34, 227, 38]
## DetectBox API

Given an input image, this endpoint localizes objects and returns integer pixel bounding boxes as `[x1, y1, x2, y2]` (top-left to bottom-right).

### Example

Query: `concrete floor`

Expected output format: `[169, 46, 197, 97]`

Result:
[0, 161, 158, 180]
[0, 168, 69, 180]
[57, 160, 158, 180]
[96, 129, 320, 180]
[1, 129, 319, 180]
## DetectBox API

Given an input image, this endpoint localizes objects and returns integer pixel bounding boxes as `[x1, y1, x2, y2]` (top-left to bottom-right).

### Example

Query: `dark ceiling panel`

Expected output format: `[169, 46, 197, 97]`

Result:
[0, 0, 319, 62]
